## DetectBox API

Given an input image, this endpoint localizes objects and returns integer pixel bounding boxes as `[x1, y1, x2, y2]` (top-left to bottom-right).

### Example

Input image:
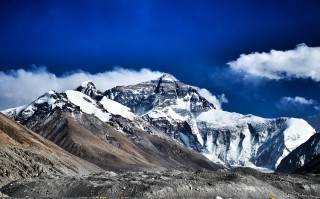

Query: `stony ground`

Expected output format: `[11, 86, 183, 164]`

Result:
[1, 168, 320, 199]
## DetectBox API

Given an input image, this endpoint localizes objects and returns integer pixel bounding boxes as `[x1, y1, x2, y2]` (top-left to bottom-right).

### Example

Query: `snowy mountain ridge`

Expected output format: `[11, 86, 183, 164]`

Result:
[2, 74, 316, 171]
[3, 87, 135, 126]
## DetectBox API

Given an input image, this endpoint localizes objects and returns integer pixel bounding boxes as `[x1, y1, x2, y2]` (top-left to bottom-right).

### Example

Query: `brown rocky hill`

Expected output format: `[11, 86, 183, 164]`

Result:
[0, 113, 102, 187]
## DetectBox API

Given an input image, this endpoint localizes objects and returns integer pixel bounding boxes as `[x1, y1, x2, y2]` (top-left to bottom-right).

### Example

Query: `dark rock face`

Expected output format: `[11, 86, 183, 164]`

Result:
[276, 133, 320, 173]
[294, 155, 320, 174]
[104, 74, 215, 116]
[141, 115, 203, 152]
[76, 81, 104, 101]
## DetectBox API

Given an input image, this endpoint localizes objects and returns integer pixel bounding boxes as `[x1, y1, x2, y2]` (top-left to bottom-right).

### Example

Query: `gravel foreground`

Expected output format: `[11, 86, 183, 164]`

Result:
[1, 168, 320, 199]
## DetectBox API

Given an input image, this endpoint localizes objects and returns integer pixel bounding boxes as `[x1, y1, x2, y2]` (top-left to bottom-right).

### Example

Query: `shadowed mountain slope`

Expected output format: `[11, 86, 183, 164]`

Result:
[277, 133, 320, 174]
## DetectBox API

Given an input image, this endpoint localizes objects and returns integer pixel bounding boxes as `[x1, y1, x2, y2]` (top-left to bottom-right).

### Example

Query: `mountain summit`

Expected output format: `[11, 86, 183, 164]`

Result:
[158, 73, 179, 82]
[104, 73, 215, 116]
[76, 81, 104, 100]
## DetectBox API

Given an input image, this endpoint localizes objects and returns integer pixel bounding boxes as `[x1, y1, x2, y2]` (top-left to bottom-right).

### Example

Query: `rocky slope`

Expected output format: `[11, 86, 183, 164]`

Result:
[2, 85, 222, 172]
[2, 168, 320, 198]
[276, 133, 320, 174]
[104, 74, 315, 170]
[0, 113, 102, 187]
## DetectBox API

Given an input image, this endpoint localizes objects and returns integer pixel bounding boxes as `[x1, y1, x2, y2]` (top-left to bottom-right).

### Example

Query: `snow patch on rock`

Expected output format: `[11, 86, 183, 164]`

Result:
[65, 90, 110, 122]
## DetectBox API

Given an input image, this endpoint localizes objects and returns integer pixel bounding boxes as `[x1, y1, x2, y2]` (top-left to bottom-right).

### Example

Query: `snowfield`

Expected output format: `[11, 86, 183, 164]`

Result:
[66, 90, 111, 122]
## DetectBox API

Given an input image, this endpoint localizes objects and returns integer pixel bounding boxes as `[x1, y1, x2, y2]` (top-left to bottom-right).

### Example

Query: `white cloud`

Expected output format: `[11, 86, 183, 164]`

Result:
[218, 94, 228, 104]
[196, 88, 228, 110]
[0, 67, 163, 110]
[277, 96, 320, 114]
[228, 44, 320, 81]
[280, 96, 316, 105]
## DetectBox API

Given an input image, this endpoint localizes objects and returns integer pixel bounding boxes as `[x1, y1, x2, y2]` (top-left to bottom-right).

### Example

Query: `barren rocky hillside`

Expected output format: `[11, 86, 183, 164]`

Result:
[0, 113, 102, 187]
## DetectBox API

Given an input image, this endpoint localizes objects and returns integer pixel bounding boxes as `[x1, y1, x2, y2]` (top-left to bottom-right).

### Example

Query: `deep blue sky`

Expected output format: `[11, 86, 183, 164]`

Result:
[1, 0, 320, 118]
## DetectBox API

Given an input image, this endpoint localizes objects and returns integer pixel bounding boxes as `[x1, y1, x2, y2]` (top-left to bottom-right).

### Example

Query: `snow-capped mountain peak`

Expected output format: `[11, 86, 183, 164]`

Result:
[1, 74, 316, 171]
[2, 84, 135, 126]
[158, 73, 179, 82]
[2, 90, 79, 127]
[81, 80, 95, 88]
[73, 81, 135, 120]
